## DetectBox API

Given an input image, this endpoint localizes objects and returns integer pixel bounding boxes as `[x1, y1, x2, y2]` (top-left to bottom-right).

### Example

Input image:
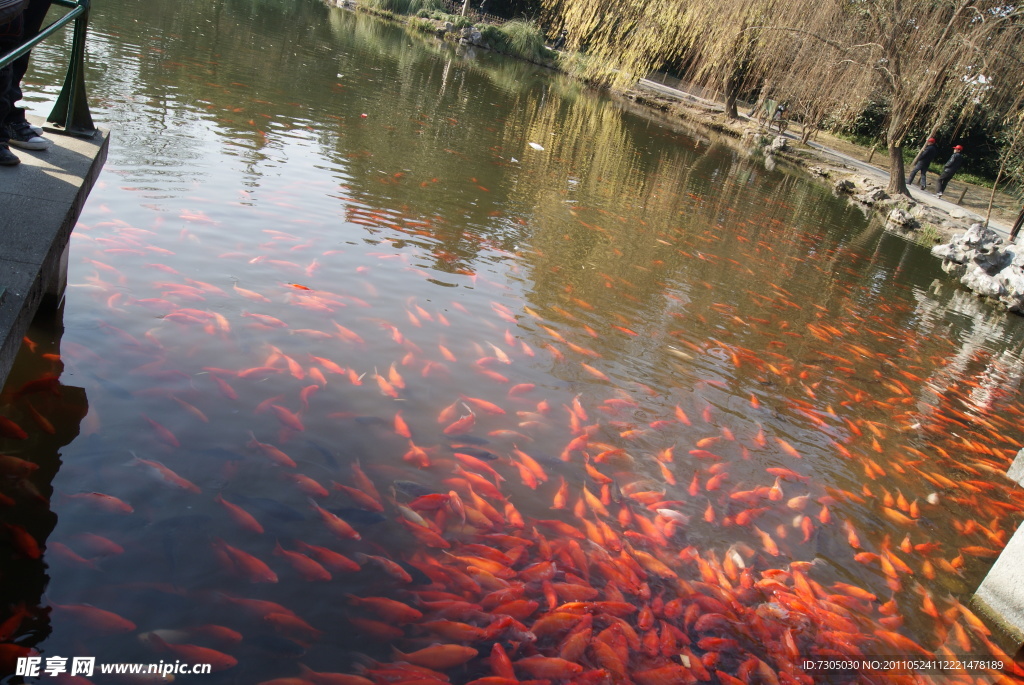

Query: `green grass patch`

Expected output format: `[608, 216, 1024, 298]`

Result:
[956, 172, 994, 189]
[408, 16, 436, 32]
[914, 224, 944, 247]
[476, 20, 546, 61]
[362, 0, 443, 15]
[416, 9, 470, 26]
[833, 130, 880, 149]
[500, 20, 545, 60]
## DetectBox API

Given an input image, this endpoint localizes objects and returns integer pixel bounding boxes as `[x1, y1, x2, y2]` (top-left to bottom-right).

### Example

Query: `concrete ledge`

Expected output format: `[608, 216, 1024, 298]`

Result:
[0, 119, 108, 386]
[972, 446, 1024, 657]
[973, 524, 1024, 655]
[1007, 447, 1024, 487]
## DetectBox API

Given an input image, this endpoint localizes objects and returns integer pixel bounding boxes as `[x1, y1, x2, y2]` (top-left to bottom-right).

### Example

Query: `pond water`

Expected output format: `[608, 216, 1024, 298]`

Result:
[3, 0, 1024, 682]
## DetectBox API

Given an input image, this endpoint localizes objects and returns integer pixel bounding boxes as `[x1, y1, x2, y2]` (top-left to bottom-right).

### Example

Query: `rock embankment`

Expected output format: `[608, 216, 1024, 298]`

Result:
[931, 223, 1024, 312]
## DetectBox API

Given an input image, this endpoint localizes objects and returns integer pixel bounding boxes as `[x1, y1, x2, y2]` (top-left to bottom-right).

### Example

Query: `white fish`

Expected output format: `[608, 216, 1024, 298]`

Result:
[528, 142, 544, 151]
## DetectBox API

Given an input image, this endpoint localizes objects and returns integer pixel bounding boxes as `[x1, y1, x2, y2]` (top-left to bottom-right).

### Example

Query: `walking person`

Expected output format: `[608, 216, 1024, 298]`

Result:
[906, 137, 939, 190]
[935, 145, 965, 198]
[771, 103, 786, 133]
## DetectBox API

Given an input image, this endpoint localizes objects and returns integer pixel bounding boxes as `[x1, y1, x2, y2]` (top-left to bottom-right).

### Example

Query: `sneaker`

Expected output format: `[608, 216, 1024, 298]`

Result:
[7, 121, 51, 150]
[0, 143, 20, 166]
[936, 193, 943, 198]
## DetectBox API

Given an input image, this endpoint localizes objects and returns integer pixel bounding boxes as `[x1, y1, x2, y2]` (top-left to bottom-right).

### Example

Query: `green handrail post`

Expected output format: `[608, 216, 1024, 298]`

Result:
[0, 0, 96, 137]
[47, 0, 95, 137]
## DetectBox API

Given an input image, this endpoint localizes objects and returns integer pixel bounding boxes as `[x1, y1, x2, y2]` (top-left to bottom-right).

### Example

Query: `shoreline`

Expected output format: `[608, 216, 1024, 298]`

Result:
[621, 79, 1004, 248]
[329, 0, 1024, 313]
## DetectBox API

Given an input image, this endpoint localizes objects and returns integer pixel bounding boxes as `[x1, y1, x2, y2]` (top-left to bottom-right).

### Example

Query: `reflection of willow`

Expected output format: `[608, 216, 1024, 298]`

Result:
[329, 5, 400, 52]
[503, 85, 872, 329]
[501, 87, 701, 218]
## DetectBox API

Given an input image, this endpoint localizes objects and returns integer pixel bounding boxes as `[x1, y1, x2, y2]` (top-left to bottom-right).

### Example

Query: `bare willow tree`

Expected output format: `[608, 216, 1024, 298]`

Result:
[544, 0, 1024, 196]
[751, 0, 1024, 195]
[680, 0, 779, 119]
[541, 0, 780, 118]
[547, 0, 717, 90]
[984, 105, 1024, 224]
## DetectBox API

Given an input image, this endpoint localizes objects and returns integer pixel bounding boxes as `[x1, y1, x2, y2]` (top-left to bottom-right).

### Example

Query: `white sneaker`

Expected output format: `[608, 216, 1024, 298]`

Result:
[7, 121, 51, 150]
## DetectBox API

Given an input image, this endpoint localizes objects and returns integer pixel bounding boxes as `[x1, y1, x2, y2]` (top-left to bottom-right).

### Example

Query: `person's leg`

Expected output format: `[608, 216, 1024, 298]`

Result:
[0, 38, 19, 165]
[4, 0, 52, 128]
[907, 166, 919, 186]
[919, 168, 928, 189]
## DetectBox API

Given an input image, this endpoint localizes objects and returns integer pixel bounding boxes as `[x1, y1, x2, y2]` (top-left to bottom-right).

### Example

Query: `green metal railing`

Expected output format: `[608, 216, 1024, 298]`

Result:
[0, 0, 94, 137]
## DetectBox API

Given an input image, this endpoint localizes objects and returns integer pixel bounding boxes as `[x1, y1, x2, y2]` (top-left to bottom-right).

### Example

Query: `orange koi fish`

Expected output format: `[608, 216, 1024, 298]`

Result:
[131, 454, 201, 494]
[247, 434, 296, 468]
[214, 494, 263, 534]
[142, 415, 180, 448]
[444, 412, 476, 435]
[53, 604, 136, 633]
[310, 501, 361, 540]
[270, 405, 304, 432]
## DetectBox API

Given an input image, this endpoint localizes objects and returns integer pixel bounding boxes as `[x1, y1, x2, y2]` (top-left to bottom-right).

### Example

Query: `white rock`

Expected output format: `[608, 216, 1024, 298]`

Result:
[887, 208, 914, 227]
[961, 265, 1005, 298]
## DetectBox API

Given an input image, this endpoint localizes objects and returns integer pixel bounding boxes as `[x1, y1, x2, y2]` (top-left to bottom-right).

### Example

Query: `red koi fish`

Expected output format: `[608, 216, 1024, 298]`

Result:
[142, 415, 180, 447]
[214, 539, 277, 583]
[132, 455, 201, 494]
[347, 595, 422, 623]
[270, 405, 304, 432]
[392, 644, 477, 669]
[247, 433, 297, 468]
[3, 523, 40, 559]
[63, 491, 134, 514]
[52, 604, 136, 633]
[241, 311, 288, 328]
[351, 460, 381, 501]
[310, 501, 360, 540]
[146, 633, 238, 671]
[294, 541, 360, 574]
[214, 494, 263, 534]
[444, 412, 476, 435]
[272, 543, 331, 582]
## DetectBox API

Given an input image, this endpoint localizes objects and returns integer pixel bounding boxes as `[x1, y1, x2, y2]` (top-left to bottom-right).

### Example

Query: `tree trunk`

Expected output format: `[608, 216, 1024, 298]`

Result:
[984, 162, 1006, 227]
[725, 91, 739, 119]
[723, 67, 740, 119]
[887, 144, 908, 195]
[801, 116, 819, 144]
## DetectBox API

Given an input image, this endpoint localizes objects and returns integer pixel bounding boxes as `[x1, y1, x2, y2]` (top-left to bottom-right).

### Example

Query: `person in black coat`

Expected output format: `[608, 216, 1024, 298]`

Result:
[0, 0, 28, 165]
[906, 137, 939, 190]
[935, 145, 965, 198]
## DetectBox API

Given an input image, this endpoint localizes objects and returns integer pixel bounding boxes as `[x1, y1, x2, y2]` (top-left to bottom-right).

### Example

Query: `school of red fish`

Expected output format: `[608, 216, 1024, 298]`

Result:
[1, 170, 1024, 685]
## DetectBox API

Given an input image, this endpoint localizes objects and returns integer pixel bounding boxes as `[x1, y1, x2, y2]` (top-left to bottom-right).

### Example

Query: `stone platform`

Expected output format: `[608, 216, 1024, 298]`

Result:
[972, 447, 1024, 658]
[0, 119, 108, 386]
